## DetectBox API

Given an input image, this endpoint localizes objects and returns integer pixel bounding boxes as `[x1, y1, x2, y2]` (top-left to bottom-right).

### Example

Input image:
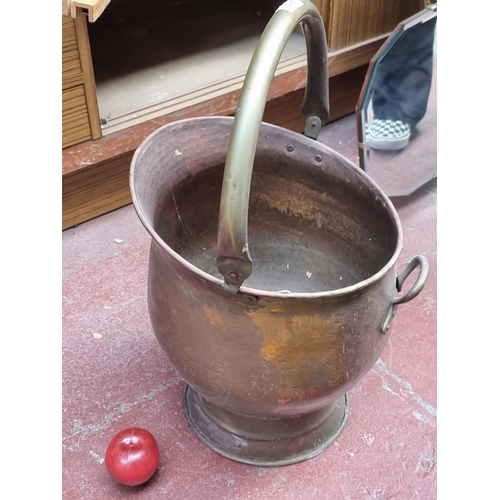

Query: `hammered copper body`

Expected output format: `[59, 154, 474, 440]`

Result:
[130, 0, 429, 466]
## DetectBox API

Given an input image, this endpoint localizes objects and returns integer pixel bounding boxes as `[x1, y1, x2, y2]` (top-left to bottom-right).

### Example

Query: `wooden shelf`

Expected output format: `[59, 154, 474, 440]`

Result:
[87, 0, 303, 135]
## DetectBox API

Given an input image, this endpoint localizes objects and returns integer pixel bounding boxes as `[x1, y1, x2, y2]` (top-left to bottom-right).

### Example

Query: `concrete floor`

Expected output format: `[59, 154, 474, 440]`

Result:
[62, 113, 436, 499]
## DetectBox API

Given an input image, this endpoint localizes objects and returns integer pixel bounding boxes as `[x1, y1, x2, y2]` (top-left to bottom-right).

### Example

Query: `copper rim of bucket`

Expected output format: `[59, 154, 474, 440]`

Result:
[130, 116, 404, 300]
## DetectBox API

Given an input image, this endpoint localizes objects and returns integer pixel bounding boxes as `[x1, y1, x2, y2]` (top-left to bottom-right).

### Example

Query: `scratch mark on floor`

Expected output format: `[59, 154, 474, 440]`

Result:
[381, 379, 404, 399]
[68, 376, 182, 438]
[412, 410, 435, 427]
[89, 450, 104, 464]
[376, 359, 437, 418]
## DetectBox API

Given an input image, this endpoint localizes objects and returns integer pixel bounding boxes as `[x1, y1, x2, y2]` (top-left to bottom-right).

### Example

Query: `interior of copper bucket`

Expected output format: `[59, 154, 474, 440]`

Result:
[131, 117, 401, 294]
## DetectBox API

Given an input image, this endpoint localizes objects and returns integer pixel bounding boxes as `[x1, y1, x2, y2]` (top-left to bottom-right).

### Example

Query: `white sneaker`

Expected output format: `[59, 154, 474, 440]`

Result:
[367, 119, 410, 151]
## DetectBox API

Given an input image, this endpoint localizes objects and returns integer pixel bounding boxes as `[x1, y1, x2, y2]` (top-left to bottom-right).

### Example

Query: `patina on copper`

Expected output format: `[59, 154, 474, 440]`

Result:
[130, 0, 429, 466]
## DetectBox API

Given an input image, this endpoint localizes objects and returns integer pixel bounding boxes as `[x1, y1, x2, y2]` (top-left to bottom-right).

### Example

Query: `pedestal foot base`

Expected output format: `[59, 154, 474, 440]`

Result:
[183, 385, 349, 466]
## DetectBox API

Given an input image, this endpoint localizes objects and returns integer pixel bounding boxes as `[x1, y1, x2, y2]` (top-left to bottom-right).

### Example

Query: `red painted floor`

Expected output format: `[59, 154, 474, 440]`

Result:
[62, 114, 436, 499]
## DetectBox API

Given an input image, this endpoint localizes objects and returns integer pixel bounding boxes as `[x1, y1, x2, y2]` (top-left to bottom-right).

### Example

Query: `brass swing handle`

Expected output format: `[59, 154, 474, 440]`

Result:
[216, 0, 330, 293]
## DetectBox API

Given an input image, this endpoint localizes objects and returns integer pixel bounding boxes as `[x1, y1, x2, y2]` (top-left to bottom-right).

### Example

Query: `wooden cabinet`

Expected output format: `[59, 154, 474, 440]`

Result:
[62, 14, 101, 148]
[62, 0, 426, 229]
[62, 85, 93, 148]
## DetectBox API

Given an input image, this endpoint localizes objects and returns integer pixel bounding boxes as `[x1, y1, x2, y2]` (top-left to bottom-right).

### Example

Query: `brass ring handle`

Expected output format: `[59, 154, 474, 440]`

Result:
[393, 255, 430, 305]
[216, 0, 330, 293]
[380, 255, 430, 333]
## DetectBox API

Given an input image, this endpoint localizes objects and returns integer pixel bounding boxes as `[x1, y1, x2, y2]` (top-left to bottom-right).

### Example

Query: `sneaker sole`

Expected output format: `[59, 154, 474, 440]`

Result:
[368, 133, 410, 151]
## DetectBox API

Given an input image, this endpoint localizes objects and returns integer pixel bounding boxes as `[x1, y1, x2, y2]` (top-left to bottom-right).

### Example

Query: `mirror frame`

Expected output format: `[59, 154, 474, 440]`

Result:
[355, 4, 437, 173]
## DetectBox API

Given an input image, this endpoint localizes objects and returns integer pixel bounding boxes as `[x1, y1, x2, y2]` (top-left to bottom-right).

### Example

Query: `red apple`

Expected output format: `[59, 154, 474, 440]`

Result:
[105, 427, 160, 487]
